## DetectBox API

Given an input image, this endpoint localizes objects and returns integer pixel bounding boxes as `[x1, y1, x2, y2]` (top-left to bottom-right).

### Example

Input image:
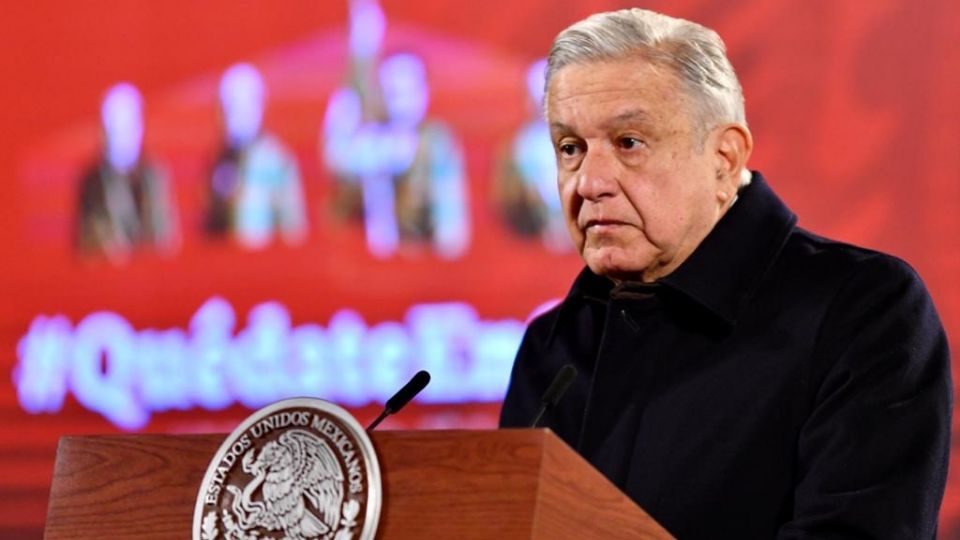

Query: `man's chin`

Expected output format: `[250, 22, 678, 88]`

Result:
[584, 257, 650, 284]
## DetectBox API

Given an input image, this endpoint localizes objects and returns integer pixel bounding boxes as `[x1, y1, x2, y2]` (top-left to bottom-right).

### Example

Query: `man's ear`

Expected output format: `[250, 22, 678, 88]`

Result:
[713, 123, 753, 202]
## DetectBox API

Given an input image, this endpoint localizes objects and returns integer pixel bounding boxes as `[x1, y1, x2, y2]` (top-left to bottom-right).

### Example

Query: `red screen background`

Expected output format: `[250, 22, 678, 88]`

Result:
[1, 1, 958, 537]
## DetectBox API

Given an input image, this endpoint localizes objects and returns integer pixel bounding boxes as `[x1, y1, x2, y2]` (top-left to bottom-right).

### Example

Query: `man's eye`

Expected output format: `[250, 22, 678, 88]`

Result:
[618, 137, 643, 150]
[558, 143, 580, 157]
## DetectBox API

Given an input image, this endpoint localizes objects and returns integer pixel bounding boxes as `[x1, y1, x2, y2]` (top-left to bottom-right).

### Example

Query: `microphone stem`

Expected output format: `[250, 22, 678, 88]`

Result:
[530, 403, 549, 428]
[367, 408, 393, 432]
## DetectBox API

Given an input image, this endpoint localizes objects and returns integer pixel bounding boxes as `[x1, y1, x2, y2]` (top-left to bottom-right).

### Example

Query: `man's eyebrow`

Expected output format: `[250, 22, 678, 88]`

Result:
[549, 121, 573, 135]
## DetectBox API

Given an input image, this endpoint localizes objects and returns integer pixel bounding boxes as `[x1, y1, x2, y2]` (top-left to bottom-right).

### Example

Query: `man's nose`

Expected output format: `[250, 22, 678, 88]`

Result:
[576, 147, 618, 201]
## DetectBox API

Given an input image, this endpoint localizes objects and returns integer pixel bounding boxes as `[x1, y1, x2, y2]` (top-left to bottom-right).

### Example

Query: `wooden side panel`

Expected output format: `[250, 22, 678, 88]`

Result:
[531, 431, 675, 540]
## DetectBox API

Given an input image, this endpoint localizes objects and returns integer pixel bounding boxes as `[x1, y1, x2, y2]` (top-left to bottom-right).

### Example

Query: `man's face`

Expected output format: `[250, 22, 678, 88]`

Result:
[547, 57, 731, 283]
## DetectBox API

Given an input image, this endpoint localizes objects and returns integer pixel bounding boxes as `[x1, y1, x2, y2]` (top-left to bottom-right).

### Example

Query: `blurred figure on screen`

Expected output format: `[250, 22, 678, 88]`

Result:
[323, 0, 386, 224]
[322, 0, 470, 259]
[206, 63, 307, 250]
[76, 82, 180, 263]
[494, 59, 571, 252]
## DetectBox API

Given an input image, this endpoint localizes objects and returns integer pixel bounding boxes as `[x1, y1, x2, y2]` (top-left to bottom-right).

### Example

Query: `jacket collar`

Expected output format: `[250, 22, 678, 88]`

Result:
[550, 172, 796, 338]
[661, 172, 796, 326]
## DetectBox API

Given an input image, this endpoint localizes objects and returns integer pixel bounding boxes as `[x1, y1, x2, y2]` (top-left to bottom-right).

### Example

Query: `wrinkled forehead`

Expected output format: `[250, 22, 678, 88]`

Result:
[545, 57, 687, 119]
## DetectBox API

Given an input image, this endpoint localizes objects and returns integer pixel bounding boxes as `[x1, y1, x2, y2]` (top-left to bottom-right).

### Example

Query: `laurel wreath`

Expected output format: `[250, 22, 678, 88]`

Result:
[200, 498, 362, 540]
[201, 511, 219, 540]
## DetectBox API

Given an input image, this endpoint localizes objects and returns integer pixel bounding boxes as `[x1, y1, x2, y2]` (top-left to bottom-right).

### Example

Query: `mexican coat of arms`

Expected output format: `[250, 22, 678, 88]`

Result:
[193, 398, 382, 540]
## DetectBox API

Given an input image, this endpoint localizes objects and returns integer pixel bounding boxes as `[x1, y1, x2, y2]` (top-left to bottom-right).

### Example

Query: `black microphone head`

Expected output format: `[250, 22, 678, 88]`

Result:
[542, 364, 577, 407]
[385, 370, 431, 413]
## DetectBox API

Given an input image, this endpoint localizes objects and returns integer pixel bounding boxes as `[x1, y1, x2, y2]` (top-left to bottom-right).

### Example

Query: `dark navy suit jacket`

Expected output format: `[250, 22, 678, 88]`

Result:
[500, 173, 951, 539]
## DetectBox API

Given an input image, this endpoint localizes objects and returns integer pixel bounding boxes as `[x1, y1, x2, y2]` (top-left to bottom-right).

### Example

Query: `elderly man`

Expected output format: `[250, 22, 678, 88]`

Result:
[499, 8, 950, 539]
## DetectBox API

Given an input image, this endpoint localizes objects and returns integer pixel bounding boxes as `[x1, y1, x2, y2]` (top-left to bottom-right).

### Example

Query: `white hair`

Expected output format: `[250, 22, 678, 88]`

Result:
[546, 8, 746, 134]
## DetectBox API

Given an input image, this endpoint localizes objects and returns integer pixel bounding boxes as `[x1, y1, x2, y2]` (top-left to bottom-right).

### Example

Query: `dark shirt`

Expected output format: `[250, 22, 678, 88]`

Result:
[76, 157, 174, 256]
[499, 173, 951, 539]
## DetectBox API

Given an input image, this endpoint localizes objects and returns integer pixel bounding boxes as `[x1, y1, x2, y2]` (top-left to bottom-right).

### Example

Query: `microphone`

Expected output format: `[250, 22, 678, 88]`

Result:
[367, 370, 431, 431]
[529, 364, 577, 428]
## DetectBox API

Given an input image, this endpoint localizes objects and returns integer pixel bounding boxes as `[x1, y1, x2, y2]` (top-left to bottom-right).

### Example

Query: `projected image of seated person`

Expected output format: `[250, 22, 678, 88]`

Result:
[76, 82, 180, 263]
[322, 0, 469, 259]
[494, 58, 571, 253]
[206, 63, 308, 250]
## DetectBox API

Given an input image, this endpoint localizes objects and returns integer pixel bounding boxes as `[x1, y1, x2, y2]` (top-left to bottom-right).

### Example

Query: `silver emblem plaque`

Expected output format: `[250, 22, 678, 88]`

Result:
[193, 398, 382, 540]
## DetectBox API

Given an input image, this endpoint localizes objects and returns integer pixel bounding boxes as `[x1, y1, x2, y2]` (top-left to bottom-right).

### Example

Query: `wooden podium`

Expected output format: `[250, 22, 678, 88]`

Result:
[43, 429, 673, 539]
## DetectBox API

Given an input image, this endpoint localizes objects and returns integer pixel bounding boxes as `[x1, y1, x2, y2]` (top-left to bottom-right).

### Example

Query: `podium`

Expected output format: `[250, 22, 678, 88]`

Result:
[43, 429, 673, 539]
